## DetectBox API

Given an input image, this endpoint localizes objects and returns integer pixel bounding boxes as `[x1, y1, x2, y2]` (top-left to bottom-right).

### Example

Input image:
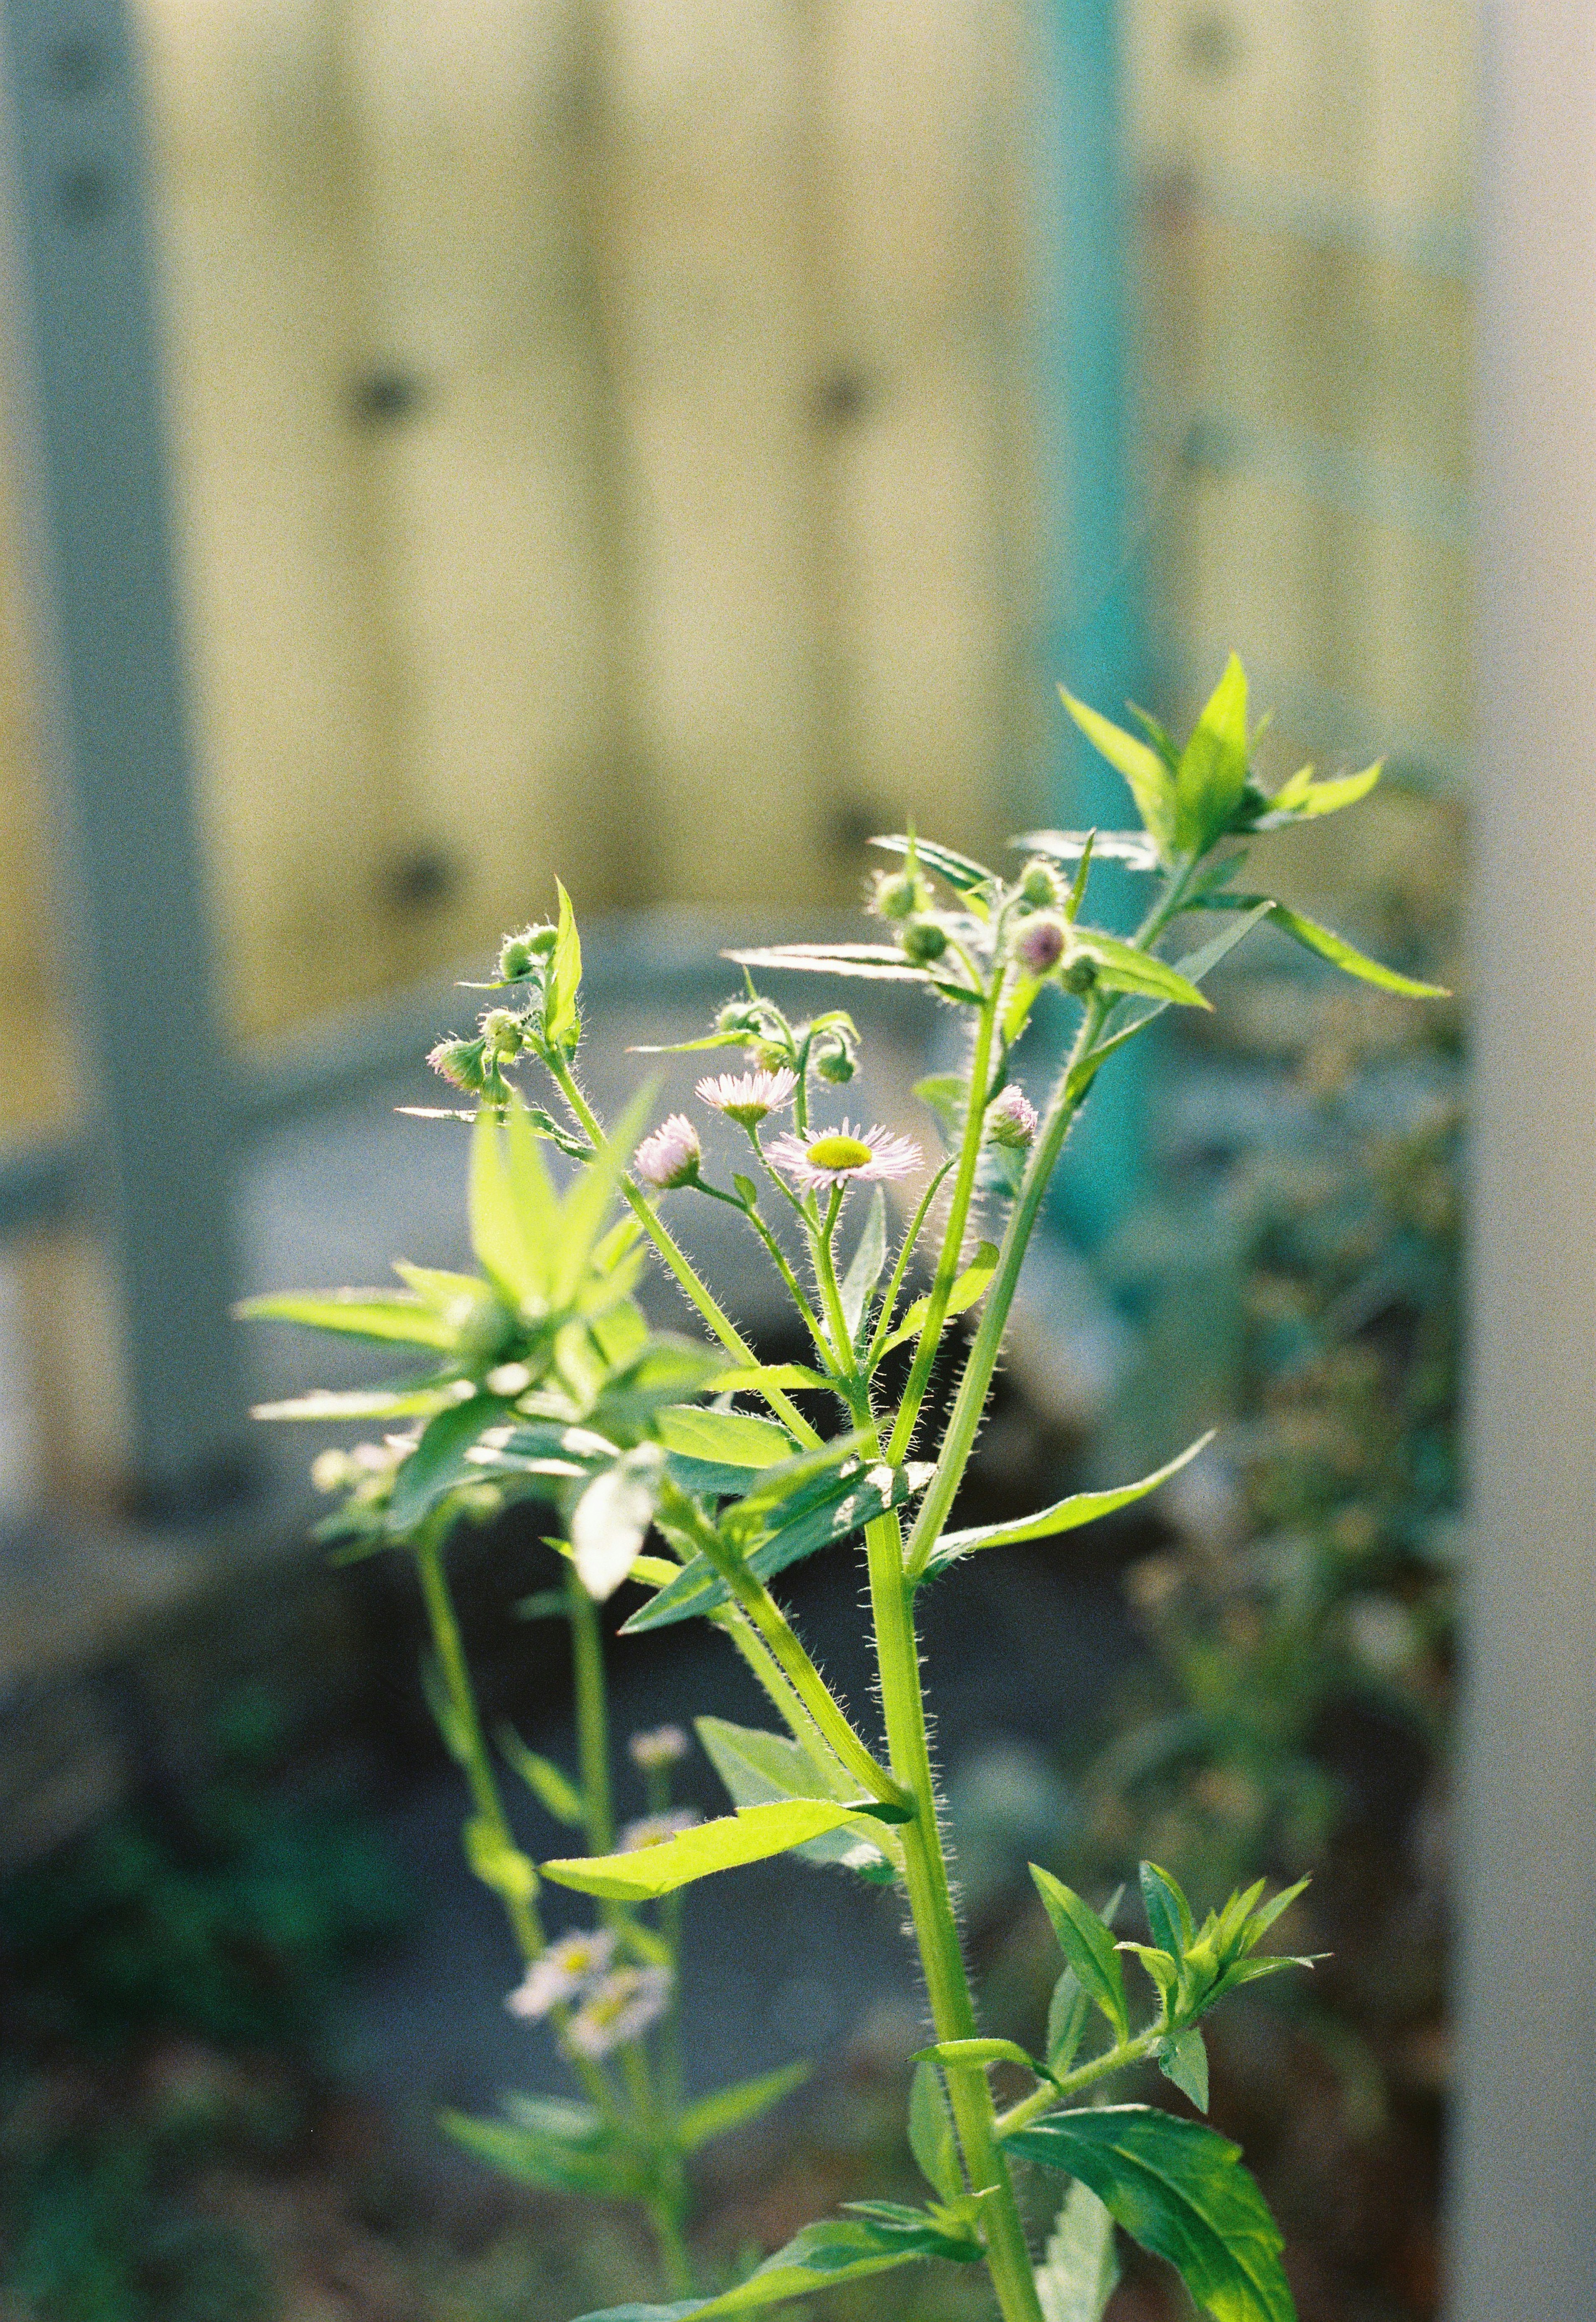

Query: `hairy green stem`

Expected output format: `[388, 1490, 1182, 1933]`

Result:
[566, 1569, 614, 1855]
[993, 2027, 1162, 2142]
[545, 1054, 822, 1448]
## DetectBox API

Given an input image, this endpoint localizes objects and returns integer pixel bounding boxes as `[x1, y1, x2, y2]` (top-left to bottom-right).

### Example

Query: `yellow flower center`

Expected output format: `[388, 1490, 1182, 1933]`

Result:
[805, 1135, 873, 1171]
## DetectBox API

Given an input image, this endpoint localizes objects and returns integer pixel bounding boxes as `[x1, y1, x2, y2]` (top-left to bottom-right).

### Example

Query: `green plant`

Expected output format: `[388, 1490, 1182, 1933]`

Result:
[247, 659, 1445, 2322]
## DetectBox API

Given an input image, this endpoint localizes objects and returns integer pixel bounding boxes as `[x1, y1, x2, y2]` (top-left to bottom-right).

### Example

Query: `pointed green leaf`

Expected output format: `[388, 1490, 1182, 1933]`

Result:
[561, 2211, 963, 2320]
[236, 1288, 461, 1350]
[909, 2062, 963, 2200]
[498, 1726, 586, 1827]
[1075, 932, 1212, 1008]
[869, 832, 999, 896]
[391, 1261, 489, 1312]
[877, 1243, 999, 1357]
[1251, 759, 1382, 826]
[1004, 2105, 1297, 2322]
[655, 1406, 796, 1468]
[1059, 690, 1177, 853]
[470, 1101, 552, 1305]
[1241, 1876, 1310, 1947]
[840, 1187, 888, 1341]
[723, 943, 925, 983]
[703, 1362, 833, 1395]
[545, 878, 583, 1049]
[463, 1815, 538, 1905]
[1035, 2179, 1121, 2322]
[1209, 1955, 1318, 2003]
[1046, 1967, 1090, 2074]
[441, 2099, 640, 2199]
[251, 1383, 463, 1423]
[1175, 655, 1250, 854]
[676, 2061, 811, 2153]
[384, 1393, 514, 1533]
[1141, 1861, 1196, 1958]
[924, 1431, 1214, 1574]
[553, 1083, 655, 1305]
[1123, 1943, 1180, 2003]
[542, 1799, 872, 1900]
[1030, 1867, 1129, 2041]
[1159, 2026, 1210, 2113]
[694, 1718, 884, 1875]
[1191, 896, 1450, 997]
[1012, 828, 1162, 870]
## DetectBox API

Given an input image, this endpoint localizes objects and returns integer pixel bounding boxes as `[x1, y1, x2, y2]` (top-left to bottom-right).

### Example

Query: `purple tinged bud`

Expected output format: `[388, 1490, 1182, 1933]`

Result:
[986, 1085, 1039, 1148]
[1013, 916, 1067, 975]
[634, 1114, 701, 1191]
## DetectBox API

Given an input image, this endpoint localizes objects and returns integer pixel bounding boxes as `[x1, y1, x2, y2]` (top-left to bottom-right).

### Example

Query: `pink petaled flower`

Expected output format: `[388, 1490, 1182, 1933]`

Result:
[766, 1122, 922, 1194]
[506, 1928, 617, 2020]
[695, 1066, 797, 1126]
[633, 1113, 701, 1190]
[986, 1085, 1039, 1149]
[618, 1808, 701, 1852]
[566, 1965, 673, 2058]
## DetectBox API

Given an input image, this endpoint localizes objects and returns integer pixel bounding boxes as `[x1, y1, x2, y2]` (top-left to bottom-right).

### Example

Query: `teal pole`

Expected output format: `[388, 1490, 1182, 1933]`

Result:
[1037, 0, 1145, 1246]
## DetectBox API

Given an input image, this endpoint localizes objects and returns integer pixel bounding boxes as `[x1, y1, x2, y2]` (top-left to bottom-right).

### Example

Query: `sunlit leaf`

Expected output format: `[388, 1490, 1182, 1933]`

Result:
[386, 1393, 516, 1532]
[1012, 828, 1162, 871]
[694, 1717, 887, 1877]
[561, 2213, 956, 2320]
[875, 1243, 998, 1358]
[1190, 896, 1450, 997]
[498, 1725, 586, 1827]
[655, 1405, 797, 1468]
[922, 1432, 1214, 1576]
[545, 878, 583, 1050]
[236, 1289, 461, 1350]
[868, 832, 999, 896]
[1030, 1867, 1129, 2041]
[1175, 655, 1250, 855]
[1074, 933, 1212, 1009]
[910, 2036, 1041, 2074]
[1005, 2105, 1297, 2322]
[470, 1100, 553, 1305]
[908, 2062, 962, 2200]
[1058, 692, 1176, 855]
[723, 943, 924, 983]
[1248, 759, 1382, 827]
[541, 1799, 873, 1900]
[840, 1188, 888, 1341]
[251, 1383, 464, 1423]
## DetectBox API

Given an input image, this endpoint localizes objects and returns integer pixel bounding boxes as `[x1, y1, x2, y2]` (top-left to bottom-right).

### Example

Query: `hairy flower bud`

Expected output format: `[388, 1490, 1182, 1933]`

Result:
[1017, 858, 1062, 909]
[427, 1034, 490, 1093]
[479, 1007, 525, 1059]
[872, 868, 929, 921]
[498, 923, 557, 982]
[1012, 916, 1067, 975]
[986, 1084, 1039, 1149]
[900, 916, 950, 965]
[1061, 956, 1099, 996]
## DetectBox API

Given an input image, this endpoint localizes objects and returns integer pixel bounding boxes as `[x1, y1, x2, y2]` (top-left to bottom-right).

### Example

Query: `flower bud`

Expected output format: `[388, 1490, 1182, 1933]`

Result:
[1012, 916, 1067, 975]
[814, 1040, 856, 1084]
[872, 868, 929, 921]
[1017, 858, 1062, 909]
[1061, 957, 1098, 996]
[479, 1007, 525, 1059]
[986, 1084, 1039, 1149]
[900, 916, 949, 965]
[498, 924, 557, 982]
[428, 1034, 490, 1093]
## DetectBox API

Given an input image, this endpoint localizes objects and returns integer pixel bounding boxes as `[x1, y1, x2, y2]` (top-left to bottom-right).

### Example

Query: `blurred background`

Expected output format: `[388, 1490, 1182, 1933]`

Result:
[0, 2, 1565, 2318]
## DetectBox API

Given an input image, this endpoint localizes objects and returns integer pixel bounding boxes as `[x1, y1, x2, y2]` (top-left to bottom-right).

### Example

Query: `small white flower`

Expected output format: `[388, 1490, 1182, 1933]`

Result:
[566, 1965, 673, 2057]
[633, 1114, 701, 1190]
[695, 1067, 798, 1126]
[628, 1724, 690, 1770]
[571, 1448, 663, 1601]
[618, 1808, 701, 1852]
[766, 1121, 921, 1193]
[506, 1928, 618, 2019]
[986, 1085, 1039, 1149]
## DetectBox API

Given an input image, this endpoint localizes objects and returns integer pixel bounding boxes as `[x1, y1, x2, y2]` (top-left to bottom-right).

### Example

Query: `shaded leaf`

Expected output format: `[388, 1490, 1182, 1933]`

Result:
[561, 2215, 949, 2320]
[909, 2062, 963, 2200]
[1030, 1867, 1129, 2041]
[1035, 2179, 1121, 2322]
[676, 2061, 811, 2153]
[1046, 1967, 1090, 2075]
[1012, 828, 1162, 870]
[1159, 2027, 1210, 2113]
[498, 1726, 586, 1827]
[1005, 2105, 1296, 2322]
[386, 1394, 515, 1533]
[876, 1243, 999, 1357]
[839, 1187, 888, 1341]
[1140, 1860, 1196, 1958]
[441, 2098, 640, 2200]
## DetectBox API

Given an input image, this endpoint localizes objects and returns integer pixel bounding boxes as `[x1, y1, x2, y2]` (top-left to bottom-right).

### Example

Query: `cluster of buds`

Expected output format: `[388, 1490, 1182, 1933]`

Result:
[428, 921, 572, 1101]
[869, 861, 954, 974]
[713, 994, 857, 1085]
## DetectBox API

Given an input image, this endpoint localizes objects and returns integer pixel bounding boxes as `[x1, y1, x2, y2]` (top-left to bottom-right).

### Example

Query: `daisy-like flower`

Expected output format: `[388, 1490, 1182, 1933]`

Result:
[766, 1121, 922, 1194]
[695, 1066, 797, 1127]
[618, 1807, 701, 1852]
[566, 1965, 673, 2058]
[986, 1085, 1039, 1149]
[633, 1113, 701, 1190]
[628, 1724, 690, 1770]
[506, 1928, 617, 2020]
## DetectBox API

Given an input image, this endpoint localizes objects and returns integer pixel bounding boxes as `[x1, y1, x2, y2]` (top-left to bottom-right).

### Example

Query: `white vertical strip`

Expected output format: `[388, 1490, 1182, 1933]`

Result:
[1449, 7, 1596, 2316]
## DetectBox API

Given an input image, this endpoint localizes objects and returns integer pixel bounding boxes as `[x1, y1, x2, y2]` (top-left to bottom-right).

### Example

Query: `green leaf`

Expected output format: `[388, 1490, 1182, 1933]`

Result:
[1191, 896, 1450, 997]
[251, 1383, 464, 1423]
[1140, 1860, 1197, 1958]
[1208, 1955, 1318, 2003]
[1011, 828, 1162, 870]
[723, 942, 925, 983]
[924, 1432, 1213, 1576]
[385, 1393, 514, 1534]
[1249, 758, 1382, 827]
[562, 2212, 957, 2320]
[838, 2201, 982, 2260]
[541, 1799, 871, 1900]
[877, 1243, 998, 1357]
[498, 1726, 586, 1827]
[470, 1101, 553, 1305]
[911, 2037, 1041, 2075]
[1005, 2105, 1296, 2322]
[703, 1362, 833, 1395]
[1241, 1876, 1310, 1947]
[913, 1073, 967, 1139]
[1030, 1867, 1129, 2041]
[546, 878, 583, 1049]
[676, 2061, 811, 2153]
[1059, 690, 1177, 855]
[463, 1815, 538, 1904]
[1046, 1967, 1090, 2075]
[553, 1083, 655, 1306]
[236, 1289, 461, 1350]
[441, 2098, 640, 2199]
[1123, 1944, 1180, 2004]
[869, 832, 999, 896]
[1160, 2026, 1210, 2113]
[839, 1187, 888, 1341]
[1175, 655, 1250, 855]
[694, 1717, 886, 1876]
[1075, 932, 1213, 1009]
[655, 1405, 796, 1468]
[909, 2062, 962, 2199]
[1035, 2179, 1121, 2322]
